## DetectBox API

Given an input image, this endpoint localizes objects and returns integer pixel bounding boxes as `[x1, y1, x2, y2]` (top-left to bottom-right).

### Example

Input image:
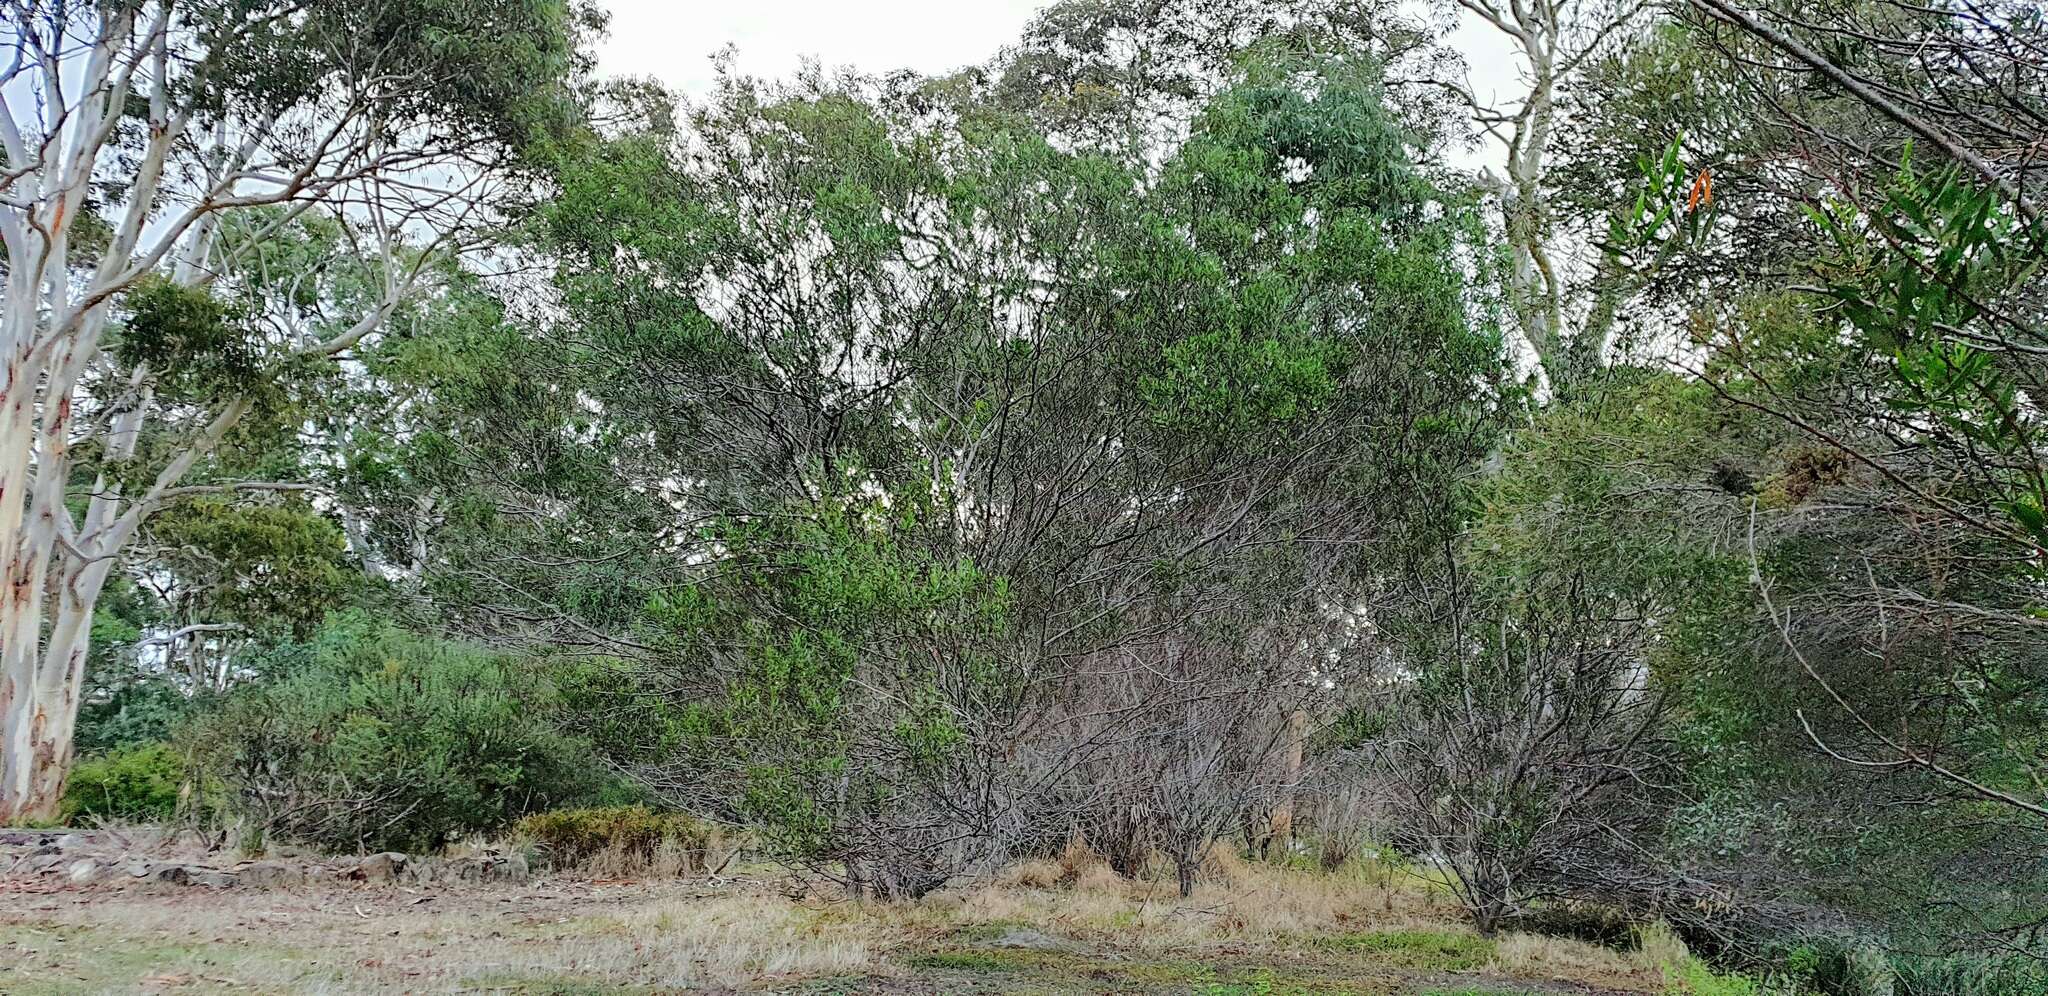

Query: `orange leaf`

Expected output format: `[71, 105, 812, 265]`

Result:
[1687, 169, 1714, 212]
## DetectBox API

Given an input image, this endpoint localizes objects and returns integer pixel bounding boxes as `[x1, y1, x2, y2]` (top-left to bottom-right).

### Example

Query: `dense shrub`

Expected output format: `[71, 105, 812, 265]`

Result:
[60, 743, 187, 824]
[1884, 953, 2048, 996]
[74, 681, 208, 757]
[515, 805, 728, 875]
[1508, 902, 1641, 949]
[186, 613, 607, 853]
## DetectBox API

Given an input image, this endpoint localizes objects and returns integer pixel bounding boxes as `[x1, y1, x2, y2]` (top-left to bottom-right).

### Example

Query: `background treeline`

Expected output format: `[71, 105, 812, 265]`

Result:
[16, 0, 2048, 990]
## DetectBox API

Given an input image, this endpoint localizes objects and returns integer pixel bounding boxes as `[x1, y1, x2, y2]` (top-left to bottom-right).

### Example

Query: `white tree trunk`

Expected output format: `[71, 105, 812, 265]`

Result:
[1456, 0, 1648, 391]
[0, 571, 97, 823]
[0, 4, 499, 822]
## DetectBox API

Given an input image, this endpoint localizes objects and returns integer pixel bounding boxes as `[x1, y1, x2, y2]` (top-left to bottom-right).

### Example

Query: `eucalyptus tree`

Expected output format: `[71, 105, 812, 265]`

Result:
[988, 0, 1460, 155]
[1429, 0, 1660, 390]
[0, 0, 593, 822]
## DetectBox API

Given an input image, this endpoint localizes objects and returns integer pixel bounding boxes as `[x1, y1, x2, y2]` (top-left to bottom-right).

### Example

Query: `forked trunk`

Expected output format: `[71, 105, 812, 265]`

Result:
[0, 556, 100, 824]
[0, 675, 81, 825]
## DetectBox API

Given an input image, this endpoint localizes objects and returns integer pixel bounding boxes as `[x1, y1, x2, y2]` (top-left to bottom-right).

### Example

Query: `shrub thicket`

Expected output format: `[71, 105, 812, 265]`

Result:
[60, 743, 187, 824]
[515, 804, 729, 874]
[186, 613, 607, 853]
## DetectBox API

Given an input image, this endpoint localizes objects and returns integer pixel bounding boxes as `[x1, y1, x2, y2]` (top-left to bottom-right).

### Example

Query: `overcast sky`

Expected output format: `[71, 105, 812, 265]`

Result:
[593, 0, 1521, 173]
[596, 0, 1049, 97]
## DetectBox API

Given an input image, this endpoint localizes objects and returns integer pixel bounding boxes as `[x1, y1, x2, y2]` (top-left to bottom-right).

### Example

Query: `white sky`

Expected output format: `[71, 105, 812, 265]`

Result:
[596, 0, 1048, 96]
[594, 0, 1521, 174]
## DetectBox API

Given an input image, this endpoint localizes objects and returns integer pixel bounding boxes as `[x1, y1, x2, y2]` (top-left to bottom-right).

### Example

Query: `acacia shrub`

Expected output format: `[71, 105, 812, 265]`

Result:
[60, 743, 188, 825]
[187, 613, 606, 853]
[515, 805, 730, 874]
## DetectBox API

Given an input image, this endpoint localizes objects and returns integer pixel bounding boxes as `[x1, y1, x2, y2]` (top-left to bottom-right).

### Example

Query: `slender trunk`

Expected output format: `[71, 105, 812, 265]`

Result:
[0, 413, 56, 821]
[3, 499, 83, 823]
[1264, 709, 1307, 857]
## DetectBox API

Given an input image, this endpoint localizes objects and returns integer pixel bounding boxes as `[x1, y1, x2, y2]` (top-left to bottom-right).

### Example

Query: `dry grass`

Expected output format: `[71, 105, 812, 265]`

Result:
[0, 844, 1667, 994]
[1489, 930, 1658, 989]
[0, 879, 874, 994]
[996, 856, 1066, 888]
[460, 893, 874, 988]
[1632, 919, 1695, 971]
[563, 828, 745, 879]
[911, 844, 1454, 954]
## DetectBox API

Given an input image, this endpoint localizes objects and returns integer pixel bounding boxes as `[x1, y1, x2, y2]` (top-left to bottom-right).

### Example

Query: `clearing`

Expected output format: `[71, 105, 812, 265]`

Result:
[2, 837, 1670, 995]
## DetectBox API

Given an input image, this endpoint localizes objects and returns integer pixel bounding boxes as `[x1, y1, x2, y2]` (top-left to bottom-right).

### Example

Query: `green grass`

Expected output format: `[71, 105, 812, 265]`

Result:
[907, 950, 1037, 973]
[899, 946, 1414, 994]
[1661, 959, 1763, 996]
[1193, 966, 1391, 995]
[943, 919, 1045, 943]
[0, 922, 325, 995]
[1317, 928, 1497, 971]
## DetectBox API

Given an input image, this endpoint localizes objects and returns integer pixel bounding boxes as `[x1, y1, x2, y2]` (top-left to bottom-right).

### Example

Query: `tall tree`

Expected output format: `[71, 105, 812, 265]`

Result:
[0, 0, 593, 821]
[1435, 0, 1654, 389]
[496, 51, 1509, 895]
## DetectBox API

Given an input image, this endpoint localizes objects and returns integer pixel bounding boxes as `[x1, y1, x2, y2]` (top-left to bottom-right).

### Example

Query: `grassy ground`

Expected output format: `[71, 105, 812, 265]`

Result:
[0, 848, 1678, 994]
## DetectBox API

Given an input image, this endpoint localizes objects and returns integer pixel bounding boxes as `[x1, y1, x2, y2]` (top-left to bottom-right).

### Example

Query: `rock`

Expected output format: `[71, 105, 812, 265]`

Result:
[123, 858, 153, 878]
[237, 860, 305, 889]
[65, 858, 103, 884]
[20, 852, 68, 874]
[141, 863, 238, 888]
[351, 852, 408, 884]
[427, 857, 485, 885]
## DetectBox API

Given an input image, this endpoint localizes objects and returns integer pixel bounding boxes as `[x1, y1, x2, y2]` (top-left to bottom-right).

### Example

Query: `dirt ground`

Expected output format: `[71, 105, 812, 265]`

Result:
[0, 838, 1670, 995]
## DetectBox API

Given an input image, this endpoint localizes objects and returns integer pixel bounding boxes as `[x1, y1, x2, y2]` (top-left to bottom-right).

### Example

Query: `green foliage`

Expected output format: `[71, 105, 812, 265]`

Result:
[1661, 959, 1764, 996]
[513, 805, 712, 867]
[61, 744, 187, 825]
[1888, 953, 2048, 996]
[657, 495, 1014, 885]
[144, 498, 361, 638]
[1807, 160, 2048, 554]
[1139, 320, 1339, 439]
[195, 0, 597, 147]
[112, 277, 273, 406]
[186, 614, 606, 853]
[74, 680, 204, 757]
